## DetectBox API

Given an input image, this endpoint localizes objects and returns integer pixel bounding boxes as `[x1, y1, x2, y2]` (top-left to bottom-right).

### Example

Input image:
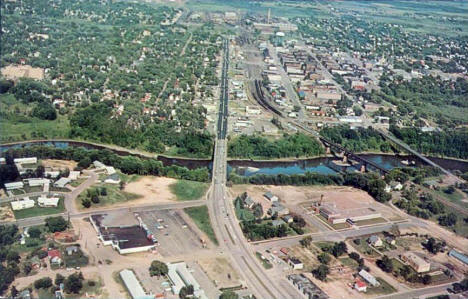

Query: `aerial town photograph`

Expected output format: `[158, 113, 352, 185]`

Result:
[0, 0, 467, 298]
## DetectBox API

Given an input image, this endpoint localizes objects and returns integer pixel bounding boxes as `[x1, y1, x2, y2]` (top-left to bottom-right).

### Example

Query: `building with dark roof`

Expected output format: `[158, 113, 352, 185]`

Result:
[90, 213, 154, 254]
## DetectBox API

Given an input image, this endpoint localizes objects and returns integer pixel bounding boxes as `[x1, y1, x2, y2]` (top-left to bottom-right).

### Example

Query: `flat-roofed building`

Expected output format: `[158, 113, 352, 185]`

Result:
[402, 252, 430, 273]
[54, 177, 71, 188]
[38, 196, 60, 207]
[119, 269, 152, 299]
[25, 178, 50, 187]
[167, 262, 207, 299]
[11, 198, 35, 210]
[90, 213, 154, 254]
[359, 269, 379, 287]
[14, 157, 37, 164]
[5, 181, 24, 190]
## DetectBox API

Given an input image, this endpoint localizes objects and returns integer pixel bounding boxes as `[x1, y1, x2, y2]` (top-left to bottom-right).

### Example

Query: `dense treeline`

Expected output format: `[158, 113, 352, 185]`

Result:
[69, 102, 213, 158]
[320, 126, 393, 153]
[230, 172, 391, 203]
[1, 146, 210, 186]
[0, 225, 20, 294]
[228, 133, 324, 159]
[390, 126, 468, 159]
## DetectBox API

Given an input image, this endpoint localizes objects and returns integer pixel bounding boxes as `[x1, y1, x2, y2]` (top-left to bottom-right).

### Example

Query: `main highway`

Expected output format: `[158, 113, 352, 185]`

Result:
[207, 39, 301, 299]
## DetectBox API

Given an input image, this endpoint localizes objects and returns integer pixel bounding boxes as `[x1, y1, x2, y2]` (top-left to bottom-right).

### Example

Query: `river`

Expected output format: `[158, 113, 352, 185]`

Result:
[1, 140, 467, 176]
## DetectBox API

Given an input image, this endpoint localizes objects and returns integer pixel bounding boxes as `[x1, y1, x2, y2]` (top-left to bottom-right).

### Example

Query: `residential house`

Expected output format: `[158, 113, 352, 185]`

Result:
[401, 252, 430, 273]
[243, 196, 255, 209]
[282, 215, 294, 223]
[264, 191, 279, 202]
[5, 181, 24, 190]
[105, 173, 121, 184]
[54, 177, 71, 188]
[354, 279, 367, 292]
[38, 196, 60, 207]
[359, 269, 380, 287]
[368, 235, 383, 247]
[48, 249, 62, 265]
[65, 246, 79, 256]
[269, 202, 289, 216]
[385, 236, 396, 246]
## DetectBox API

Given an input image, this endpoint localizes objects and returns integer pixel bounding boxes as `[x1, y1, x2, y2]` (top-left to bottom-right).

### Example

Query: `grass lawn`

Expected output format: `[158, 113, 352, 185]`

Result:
[63, 250, 89, 268]
[0, 113, 70, 143]
[170, 180, 209, 201]
[70, 178, 86, 187]
[339, 257, 359, 270]
[366, 277, 397, 295]
[184, 205, 218, 245]
[350, 239, 380, 257]
[77, 184, 141, 208]
[255, 252, 273, 269]
[355, 217, 387, 226]
[13, 198, 65, 219]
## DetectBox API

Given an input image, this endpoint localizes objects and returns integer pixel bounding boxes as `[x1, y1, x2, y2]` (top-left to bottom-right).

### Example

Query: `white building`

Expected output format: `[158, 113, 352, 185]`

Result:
[246, 106, 261, 115]
[14, 157, 37, 164]
[167, 262, 207, 299]
[11, 198, 35, 210]
[25, 178, 50, 187]
[119, 269, 152, 299]
[38, 196, 60, 208]
[45, 171, 60, 178]
[54, 177, 71, 188]
[105, 166, 116, 175]
[4, 181, 24, 190]
[359, 269, 380, 287]
[68, 171, 80, 180]
[288, 258, 304, 270]
[93, 161, 106, 169]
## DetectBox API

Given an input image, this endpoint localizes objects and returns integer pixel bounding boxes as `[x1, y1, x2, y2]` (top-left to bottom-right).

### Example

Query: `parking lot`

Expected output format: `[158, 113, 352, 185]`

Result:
[139, 209, 205, 257]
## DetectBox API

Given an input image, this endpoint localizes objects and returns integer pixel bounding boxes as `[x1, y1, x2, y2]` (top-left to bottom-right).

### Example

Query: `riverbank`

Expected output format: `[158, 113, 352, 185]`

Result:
[2, 139, 468, 173]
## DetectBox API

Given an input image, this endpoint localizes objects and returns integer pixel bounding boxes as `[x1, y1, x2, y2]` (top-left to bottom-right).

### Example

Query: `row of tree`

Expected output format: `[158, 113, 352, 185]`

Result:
[1, 146, 210, 188]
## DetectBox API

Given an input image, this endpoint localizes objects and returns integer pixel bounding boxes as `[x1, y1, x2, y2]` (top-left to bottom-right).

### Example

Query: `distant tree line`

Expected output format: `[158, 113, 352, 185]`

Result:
[1, 146, 210, 186]
[320, 126, 393, 153]
[390, 126, 468, 159]
[228, 133, 324, 159]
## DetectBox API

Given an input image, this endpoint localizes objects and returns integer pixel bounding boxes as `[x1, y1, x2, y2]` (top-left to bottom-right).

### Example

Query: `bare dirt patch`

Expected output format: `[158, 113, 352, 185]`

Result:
[198, 257, 241, 289]
[1, 64, 44, 80]
[123, 176, 177, 205]
[42, 159, 77, 170]
[0, 205, 14, 221]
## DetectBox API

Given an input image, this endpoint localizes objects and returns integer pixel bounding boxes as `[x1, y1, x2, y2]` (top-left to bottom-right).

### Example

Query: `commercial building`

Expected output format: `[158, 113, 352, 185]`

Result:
[119, 269, 153, 299]
[90, 213, 155, 254]
[319, 203, 382, 225]
[167, 262, 207, 299]
[448, 249, 468, 266]
[11, 198, 35, 210]
[287, 274, 328, 299]
[288, 257, 304, 270]
[402, 252, 431, 273]
[359, 269, 380, 287]
[5, 181, 24, 190]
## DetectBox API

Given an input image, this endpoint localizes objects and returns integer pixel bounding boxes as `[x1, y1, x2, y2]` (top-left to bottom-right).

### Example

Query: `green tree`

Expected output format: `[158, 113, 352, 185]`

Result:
[64, 272, 83, 294]
[377, 255, 393, 273]
[34, 277, 53, 289]
[55, 273, 65, 286]
[318, 253, 331, 265]
[149, 260, 168, 277]
[45, 216, 68, 232]
[312, 264, 329, 281]
[28, 226, 42, 238]
[300, 236, 312, 248]
[219, 290, 239, 299]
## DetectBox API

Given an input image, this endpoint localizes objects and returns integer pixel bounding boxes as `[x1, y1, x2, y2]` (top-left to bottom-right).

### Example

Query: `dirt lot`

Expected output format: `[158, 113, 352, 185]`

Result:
[229, 185, 399, 220]
[0, 205, 14, 221]
[124, 176, 178, 205]
[42, 159, 77, 170]
[1, 64, 44, 80]
[198, 257, 241, 289]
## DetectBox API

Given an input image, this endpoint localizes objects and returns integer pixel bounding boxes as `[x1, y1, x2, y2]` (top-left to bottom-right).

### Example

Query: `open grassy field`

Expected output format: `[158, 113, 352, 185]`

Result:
[184, 205, 218, 245]
[77, 184, 141, 209]
[170, 179, 209, 201]
[13, 198, 65, 219]
[366, 277, 397, 295]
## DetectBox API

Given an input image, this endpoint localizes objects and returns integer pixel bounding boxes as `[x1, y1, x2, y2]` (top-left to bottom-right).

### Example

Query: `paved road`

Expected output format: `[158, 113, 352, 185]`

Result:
[208, 39, 301, 299]
[375, 282, 452, 299]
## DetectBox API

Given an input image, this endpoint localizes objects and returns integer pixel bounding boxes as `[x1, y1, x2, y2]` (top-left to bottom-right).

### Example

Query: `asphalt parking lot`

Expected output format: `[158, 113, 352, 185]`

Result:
[138, 209, 204, 257]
